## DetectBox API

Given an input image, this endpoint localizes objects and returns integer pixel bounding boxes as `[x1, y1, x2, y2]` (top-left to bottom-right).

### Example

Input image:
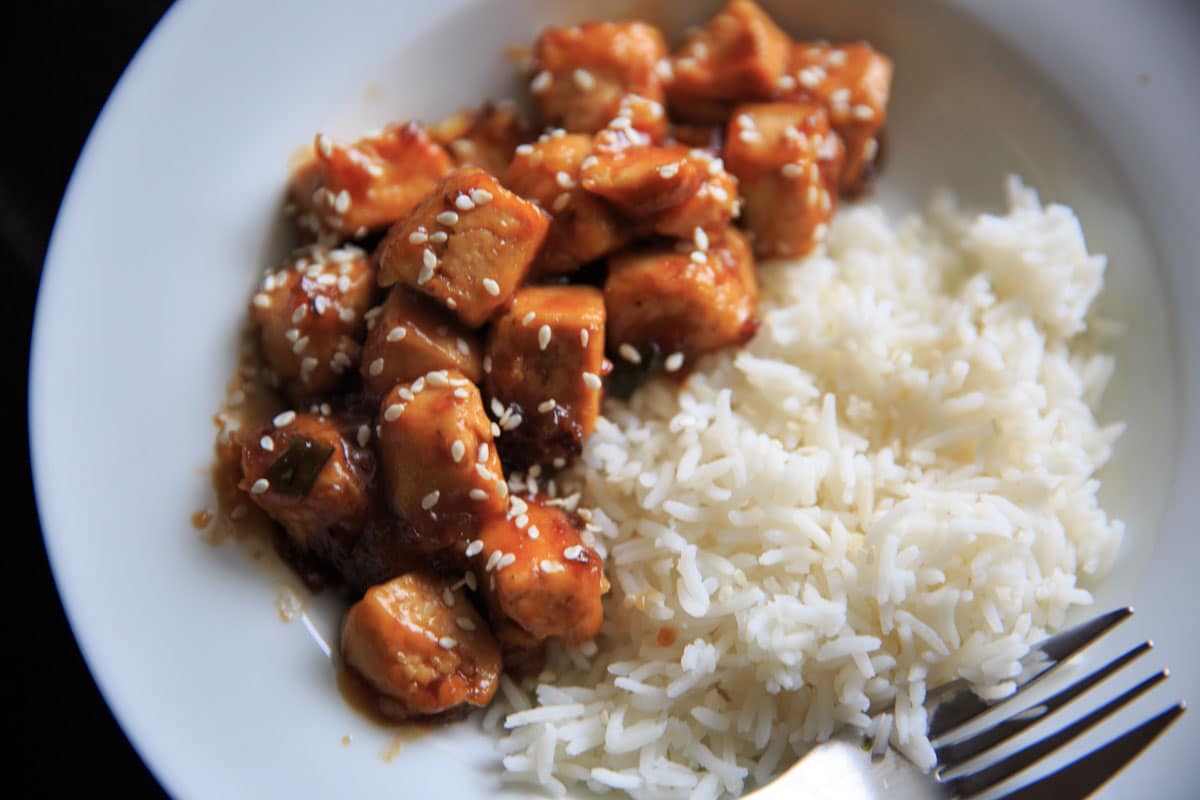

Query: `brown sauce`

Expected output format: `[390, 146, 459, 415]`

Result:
[191, 509, 213, 530]
[336, 662, 440, 761]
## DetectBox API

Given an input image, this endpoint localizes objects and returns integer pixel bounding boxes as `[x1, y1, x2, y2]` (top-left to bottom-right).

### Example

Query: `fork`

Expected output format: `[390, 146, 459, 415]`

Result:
[747, 608, 1185, 799]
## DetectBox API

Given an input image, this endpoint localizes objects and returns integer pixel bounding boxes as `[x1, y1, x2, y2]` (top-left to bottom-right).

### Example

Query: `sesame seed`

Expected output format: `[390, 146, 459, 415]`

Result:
[538, 324, 552, 350]
[332, 351, 353, 372]
[436, 210, 459, 227]
[357, 424, 370, 447]
[580, 329, 589, 348]
[619, 343, 642, 364]
[252, 293, 271, 309]
[417, 264, 435, 284]
[582, 372, 602, 390]
[735, 113, 754, 129]
[491, 422, 501, 437]
[658, 163, 679, 179]
[409, 229, 428, 245]
[528, 525, 541, 540]
[291, 305, 308, 324]
[317, 273, 338, 286]
[482, 355, 493, 373]
[475, 463, 494, 480]
[259, 436, 274, 451]
[495, 479, 508, 498]
[738, 129, 762, 144]
[464, 571, 478, 591]
[450, 440, 466, 463]
[368, 357, 385, 376]
[455, 338, 471, 356]
[665, 352, 685, 372]
[285, 328, 301, 343]
[831, 88, 851, 106]
[502, 414, 523, 430]
[496, 553, 517, 571]
[469, 188, 493, 205]
[250, 478, 270, 495]
[228, 389, 246, 407]
[300, 357, 319, 376]
[334, 190, 351, 214]
[530, 70, 552, 92]
[386, 326, 408, 344]
[814, 222, 829, 241]
[552, 457, 567, 468]
[469, 488, 488, 501]
[515, 143, 534, 156]
[465, 539, 484, 557]
[438, 636, 457, 650]
[412, 376, 426, 392]
[445, 297, 457, 309]
[427, 371, 449, 387]
[455, 195, 475, 212]
[273, 410, 296, 427]
[711, 186, 730, 203]
[485, 550, 503, 571]
[456, 616, 476, 631]
[383, 403, 405, 421]
[482, 277, 500, 296]
[552, 193, 571, 212]
[777, 74, 797, 92]
[477, 443, 490, 463]
[441, 587, 455, 607]
[827, 49, 848, 67]
[540, 559, 565, 574]
[522, 311, 536, 326]
[316, 133, 333, 157]
[693, 227, 709, 251]
[339, 308, 356, 323]
[690, 250, 706, 264]
[581, 154, 598, 171]
[782, 162, 804, 179]
[852, 104, 875, 121]
[430, 230, 448, 243]
[573, 67, 595, 90]
[555, 171, 574, 189]
[337, 275, 352, 294]
[537, 399, 557, 414]
[421, 490, 440, 510]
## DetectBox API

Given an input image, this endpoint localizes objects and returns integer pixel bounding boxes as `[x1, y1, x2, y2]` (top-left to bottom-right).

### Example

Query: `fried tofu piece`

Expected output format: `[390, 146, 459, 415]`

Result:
[289, 123, 453, 242]
[359, 287, 482, 397]
[580, 140, 702, 217]
[665, 0, 793, 122]
[429, 102, 534, 177]
[530, 21, 668, 134]
[250, 244, 376, 401]
[648, 148, 740, 238]
[473, 497, 604, 645]
[778, 42, 893, 193]
[723, 102, 843, 257]
[503, 132, 631, 276]
[376, 370, 507, 549]
[375, 168, 550, 327]
[485, 286, 606, 468]
[341, 573, 501, 719]
[605, 228, 758, 368]
[239, 411, 371, 550]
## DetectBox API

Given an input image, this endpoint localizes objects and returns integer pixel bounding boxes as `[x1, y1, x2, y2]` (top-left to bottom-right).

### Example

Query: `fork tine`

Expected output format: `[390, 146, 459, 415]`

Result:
[929, 607, 1133, 739]
[994, 703, 1186, 800]
[941, 669, 1168, 797]
[935, 641, 1153, 768]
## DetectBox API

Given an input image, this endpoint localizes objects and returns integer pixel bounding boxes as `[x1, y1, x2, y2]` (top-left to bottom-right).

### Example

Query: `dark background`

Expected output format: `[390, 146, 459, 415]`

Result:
[12, 2, 172, 795]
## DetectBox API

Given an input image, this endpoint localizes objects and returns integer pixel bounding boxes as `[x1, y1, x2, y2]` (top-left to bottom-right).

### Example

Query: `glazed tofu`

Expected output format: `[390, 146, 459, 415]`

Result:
[503, 132, 631, 276]
[778, 42, 893, 193]
[723, 102, 843, 257]
[375, 168, 550, 327]
[359, 287, 482, 397]
[605, 228, 758, 368]
[665, 0, 793, 122]
[485, 286, 606, 468]
[376, 370, 507, 548]
[239, 411, 371, 550]
[250, 244, 375, 400]
[648, 148, 740, 238]
[472, 497, 604, 645]
[580, 140, 703, 217]
[530, 21, 668, 134]
[340, 573, 501, 719]
[429, 102, 534, 177]
[289, 123, 453, 242]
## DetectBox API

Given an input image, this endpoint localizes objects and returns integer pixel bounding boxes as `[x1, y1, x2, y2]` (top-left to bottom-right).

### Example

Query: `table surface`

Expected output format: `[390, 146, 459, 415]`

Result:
[13, 2, 171, 795]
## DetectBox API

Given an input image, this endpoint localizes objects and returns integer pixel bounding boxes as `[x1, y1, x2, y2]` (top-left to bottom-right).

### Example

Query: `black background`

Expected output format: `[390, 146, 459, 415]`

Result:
[11, 2, 172, 795]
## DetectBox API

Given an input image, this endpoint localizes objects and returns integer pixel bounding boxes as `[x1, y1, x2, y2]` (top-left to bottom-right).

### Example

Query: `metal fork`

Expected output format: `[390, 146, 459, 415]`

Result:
[748, 608, 1185, 799]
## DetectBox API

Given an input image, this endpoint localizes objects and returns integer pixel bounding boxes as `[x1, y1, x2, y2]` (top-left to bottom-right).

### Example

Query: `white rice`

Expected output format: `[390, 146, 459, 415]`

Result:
[494, 177, 1125, 798]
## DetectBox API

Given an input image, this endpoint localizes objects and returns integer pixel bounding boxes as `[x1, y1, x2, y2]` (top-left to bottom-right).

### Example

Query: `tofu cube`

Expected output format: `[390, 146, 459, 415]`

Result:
[376, 370, 507, 548]
[360, 287, 482, 397]
[665, 0, 793, 122]
[250, 244, 376, 401]
[485, 286, 606, 468]
[723, 102, 843, 257]
[289, 122, 452, 243]
[605, 228, 758, 367]
[340, 573, 502, 718]
[580, 140, 704, 217]
[375, 167, 550, 327]
[531, 21, 668, 134]
[473, 497, 605, 645]
[503, 132, 631, 276]
[429, 102, 534, 177]
[649, 148, 740, 238]
[778, 42, 893, 194]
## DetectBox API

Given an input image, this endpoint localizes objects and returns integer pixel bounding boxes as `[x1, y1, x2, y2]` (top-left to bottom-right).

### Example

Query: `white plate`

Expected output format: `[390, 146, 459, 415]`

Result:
[30, 0, 1200, 797]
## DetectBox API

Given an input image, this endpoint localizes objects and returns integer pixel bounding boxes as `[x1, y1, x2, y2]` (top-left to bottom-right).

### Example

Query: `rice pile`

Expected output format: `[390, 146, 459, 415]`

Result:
[490, 178, 1125, 799]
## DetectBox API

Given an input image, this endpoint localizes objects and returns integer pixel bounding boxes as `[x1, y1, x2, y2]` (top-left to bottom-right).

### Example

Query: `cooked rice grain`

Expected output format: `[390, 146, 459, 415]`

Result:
[495, 178, 1124, 798]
